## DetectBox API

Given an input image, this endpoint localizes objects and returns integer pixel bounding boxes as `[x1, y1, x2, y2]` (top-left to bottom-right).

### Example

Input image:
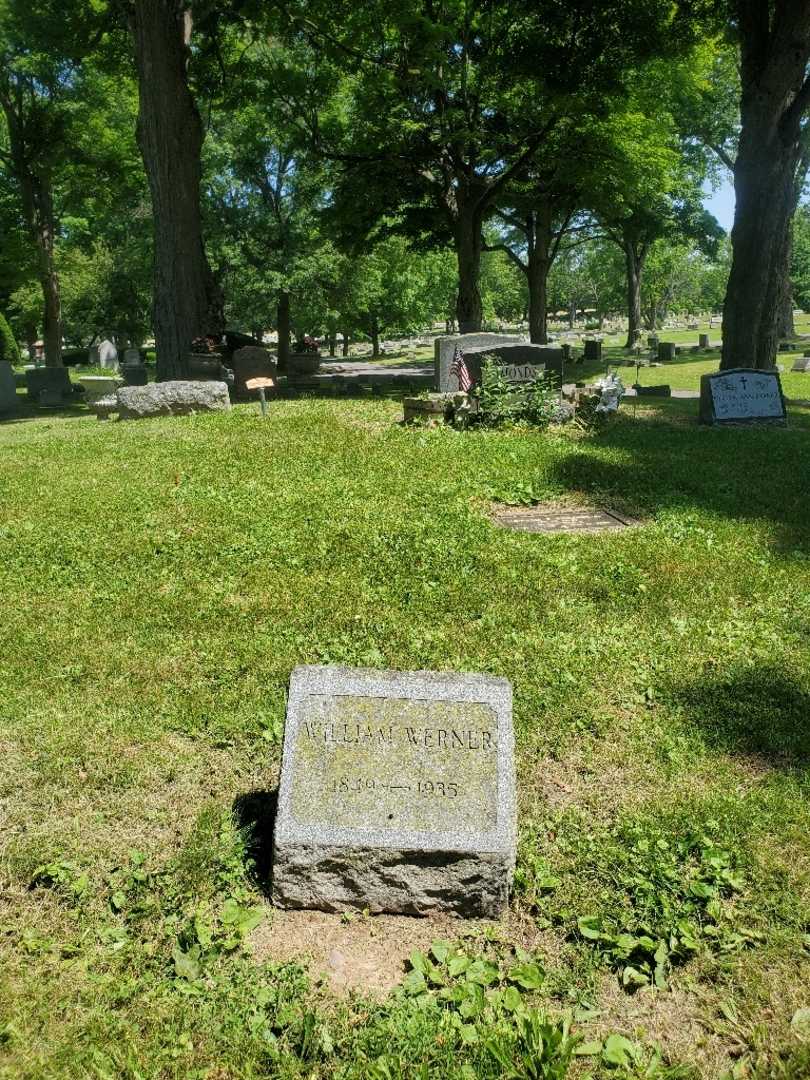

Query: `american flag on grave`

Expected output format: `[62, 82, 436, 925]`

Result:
[449, 344, 474, 392]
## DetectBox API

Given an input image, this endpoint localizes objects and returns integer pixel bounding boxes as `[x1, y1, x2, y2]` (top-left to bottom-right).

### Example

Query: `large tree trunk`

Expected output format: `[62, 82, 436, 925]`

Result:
[623, 242, 646, 348]
[722, 2, 810, 371]
[277, 290, 291, 370]
[777, 230, 795, 339]
[0, 92, 63, 367]
[723, 130, 796, 368]
[370, 314, 380, 358]
[131, 1, 223, 381]
[455, 201, 483, 333]
[526, 208, 551, 344]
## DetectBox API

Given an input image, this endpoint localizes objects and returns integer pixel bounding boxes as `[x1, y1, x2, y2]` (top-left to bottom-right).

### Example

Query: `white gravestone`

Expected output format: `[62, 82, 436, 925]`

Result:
[699, 368, 786, 426]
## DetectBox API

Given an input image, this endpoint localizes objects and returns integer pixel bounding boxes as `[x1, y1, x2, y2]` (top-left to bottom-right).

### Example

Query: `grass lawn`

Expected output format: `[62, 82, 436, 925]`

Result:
[1, 396, 809, 1078]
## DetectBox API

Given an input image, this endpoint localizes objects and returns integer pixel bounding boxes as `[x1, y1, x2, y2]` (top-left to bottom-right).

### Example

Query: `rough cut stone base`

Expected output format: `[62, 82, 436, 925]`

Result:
[272, 843, 512, 918]
[116, 380, 231, 420]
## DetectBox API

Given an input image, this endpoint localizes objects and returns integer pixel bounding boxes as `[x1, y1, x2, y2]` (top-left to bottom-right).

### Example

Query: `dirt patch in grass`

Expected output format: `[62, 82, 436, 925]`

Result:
[250, 906, 568, 997]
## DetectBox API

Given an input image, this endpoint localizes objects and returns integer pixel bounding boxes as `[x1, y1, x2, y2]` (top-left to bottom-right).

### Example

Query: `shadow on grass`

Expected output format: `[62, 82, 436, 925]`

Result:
[233, 789, 278, 897]
[671, 666, 810, 764]
[545, 412, 810, 549]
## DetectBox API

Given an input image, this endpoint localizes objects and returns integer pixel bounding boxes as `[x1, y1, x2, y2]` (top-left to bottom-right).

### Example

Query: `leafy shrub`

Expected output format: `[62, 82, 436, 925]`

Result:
[475, 357, 559, 429]
[0, 313, 20, 365]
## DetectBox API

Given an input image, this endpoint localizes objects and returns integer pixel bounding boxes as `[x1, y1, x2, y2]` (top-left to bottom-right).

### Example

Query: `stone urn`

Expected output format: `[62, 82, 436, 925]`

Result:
[286, 352, 321, 377]
[76, 374, 123, 404]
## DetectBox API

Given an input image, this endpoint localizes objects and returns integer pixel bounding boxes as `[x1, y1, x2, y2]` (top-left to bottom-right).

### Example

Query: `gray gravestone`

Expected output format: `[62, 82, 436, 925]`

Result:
[0, 361, 18, 413]
[122, 348, 142, 366]
[699, 333, 710, 349]
[116, 380, 231, 419]
[583, 339, 602, 361]
[459, 343, 565, 388]
[435, 333, 523, 392]
[98, 339, 118, 370]
[791, 357, 810, 373]
[658, 342, 677, 362]
[699, 368, 786, 426]
[25, 366, 72, 402]
[272, 665, 516, 917]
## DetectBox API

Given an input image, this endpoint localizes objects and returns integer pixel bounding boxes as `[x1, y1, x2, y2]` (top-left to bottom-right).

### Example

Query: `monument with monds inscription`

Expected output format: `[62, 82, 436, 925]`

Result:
[272, 665, 516, 917]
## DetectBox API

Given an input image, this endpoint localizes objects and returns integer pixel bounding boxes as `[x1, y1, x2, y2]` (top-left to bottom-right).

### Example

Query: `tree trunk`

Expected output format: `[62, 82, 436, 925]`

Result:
[329, 334, 336, 357]
[0, 94, 63, 367]
[131, 1, 223, 381]
[277, 290, 291, 370]
[723, 129, 796, 369]
[342, 332, 350, 356]
[526, 208, 551, 344]
[777, 224, 796, 338]
[454, 201, 483, 333]
[722, 4, 810, 371]
[623, 242, 646, 348]
[370, 314, 380, 358]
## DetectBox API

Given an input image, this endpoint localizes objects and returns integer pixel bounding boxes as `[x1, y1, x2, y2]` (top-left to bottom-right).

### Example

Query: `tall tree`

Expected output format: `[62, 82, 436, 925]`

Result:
[129, 0, 223, 380]
[286, 0, 709, 335]
[722, 2, 810, 370]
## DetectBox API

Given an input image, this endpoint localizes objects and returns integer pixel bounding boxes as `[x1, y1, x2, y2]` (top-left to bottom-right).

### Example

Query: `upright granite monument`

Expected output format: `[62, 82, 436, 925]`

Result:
[434, 333, 523, 392]
[273, 665, 516, 917]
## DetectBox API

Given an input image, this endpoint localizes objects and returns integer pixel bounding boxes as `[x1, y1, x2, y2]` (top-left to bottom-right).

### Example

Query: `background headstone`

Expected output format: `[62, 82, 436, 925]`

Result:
[434, 333, 523, 391]
[699, 368, 786, 426]
[273, 665, 516, 917]
[658, 342, 677, 362]
[230, 345, 278, 399]
[122, 347, 142, 366]
[98, 339, 118, 370]
[583, 339, 602, 361]
[0, 360, 18, 413]
[699, 333, 710, 349]
[25, 366, 72, 403]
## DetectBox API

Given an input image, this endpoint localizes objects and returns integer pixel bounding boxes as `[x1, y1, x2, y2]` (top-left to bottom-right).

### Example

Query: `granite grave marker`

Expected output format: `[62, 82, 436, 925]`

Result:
[434, 332, 522, 392]
[272, 665, 516, 917]
[699, 368, 786, 426]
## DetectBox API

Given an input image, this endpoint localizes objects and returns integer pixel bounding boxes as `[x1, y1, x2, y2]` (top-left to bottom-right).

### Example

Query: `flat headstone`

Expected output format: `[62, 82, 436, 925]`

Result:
[434, 333, 523, 392]
[792, 357, 810, 373]
[493, 506, 637, 534]
[699, 368, 786, 426]
[272, 665, 516, 917]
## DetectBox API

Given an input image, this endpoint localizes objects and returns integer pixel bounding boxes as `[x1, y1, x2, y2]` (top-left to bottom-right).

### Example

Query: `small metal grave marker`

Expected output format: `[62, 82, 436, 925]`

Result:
[272, 665, 516, 917]
[493, 506, 637, 534]
[245, 375, 276, 416]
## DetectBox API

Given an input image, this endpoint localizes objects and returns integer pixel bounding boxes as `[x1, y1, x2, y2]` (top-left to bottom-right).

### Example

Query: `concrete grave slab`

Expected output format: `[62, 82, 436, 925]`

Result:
[493, 506, 638, 534]
[273, 665, 516, 918]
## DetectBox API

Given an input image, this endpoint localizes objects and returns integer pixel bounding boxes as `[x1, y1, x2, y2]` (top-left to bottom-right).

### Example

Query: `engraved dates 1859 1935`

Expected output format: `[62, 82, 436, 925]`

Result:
[272, 666, 516, 916]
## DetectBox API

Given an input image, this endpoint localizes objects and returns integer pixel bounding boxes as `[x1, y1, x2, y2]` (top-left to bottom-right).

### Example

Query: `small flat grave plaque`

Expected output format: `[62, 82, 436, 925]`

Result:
[273, 665, 515, 917]
[493, 506, 637, 534]
[699, 368, 786, 425]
